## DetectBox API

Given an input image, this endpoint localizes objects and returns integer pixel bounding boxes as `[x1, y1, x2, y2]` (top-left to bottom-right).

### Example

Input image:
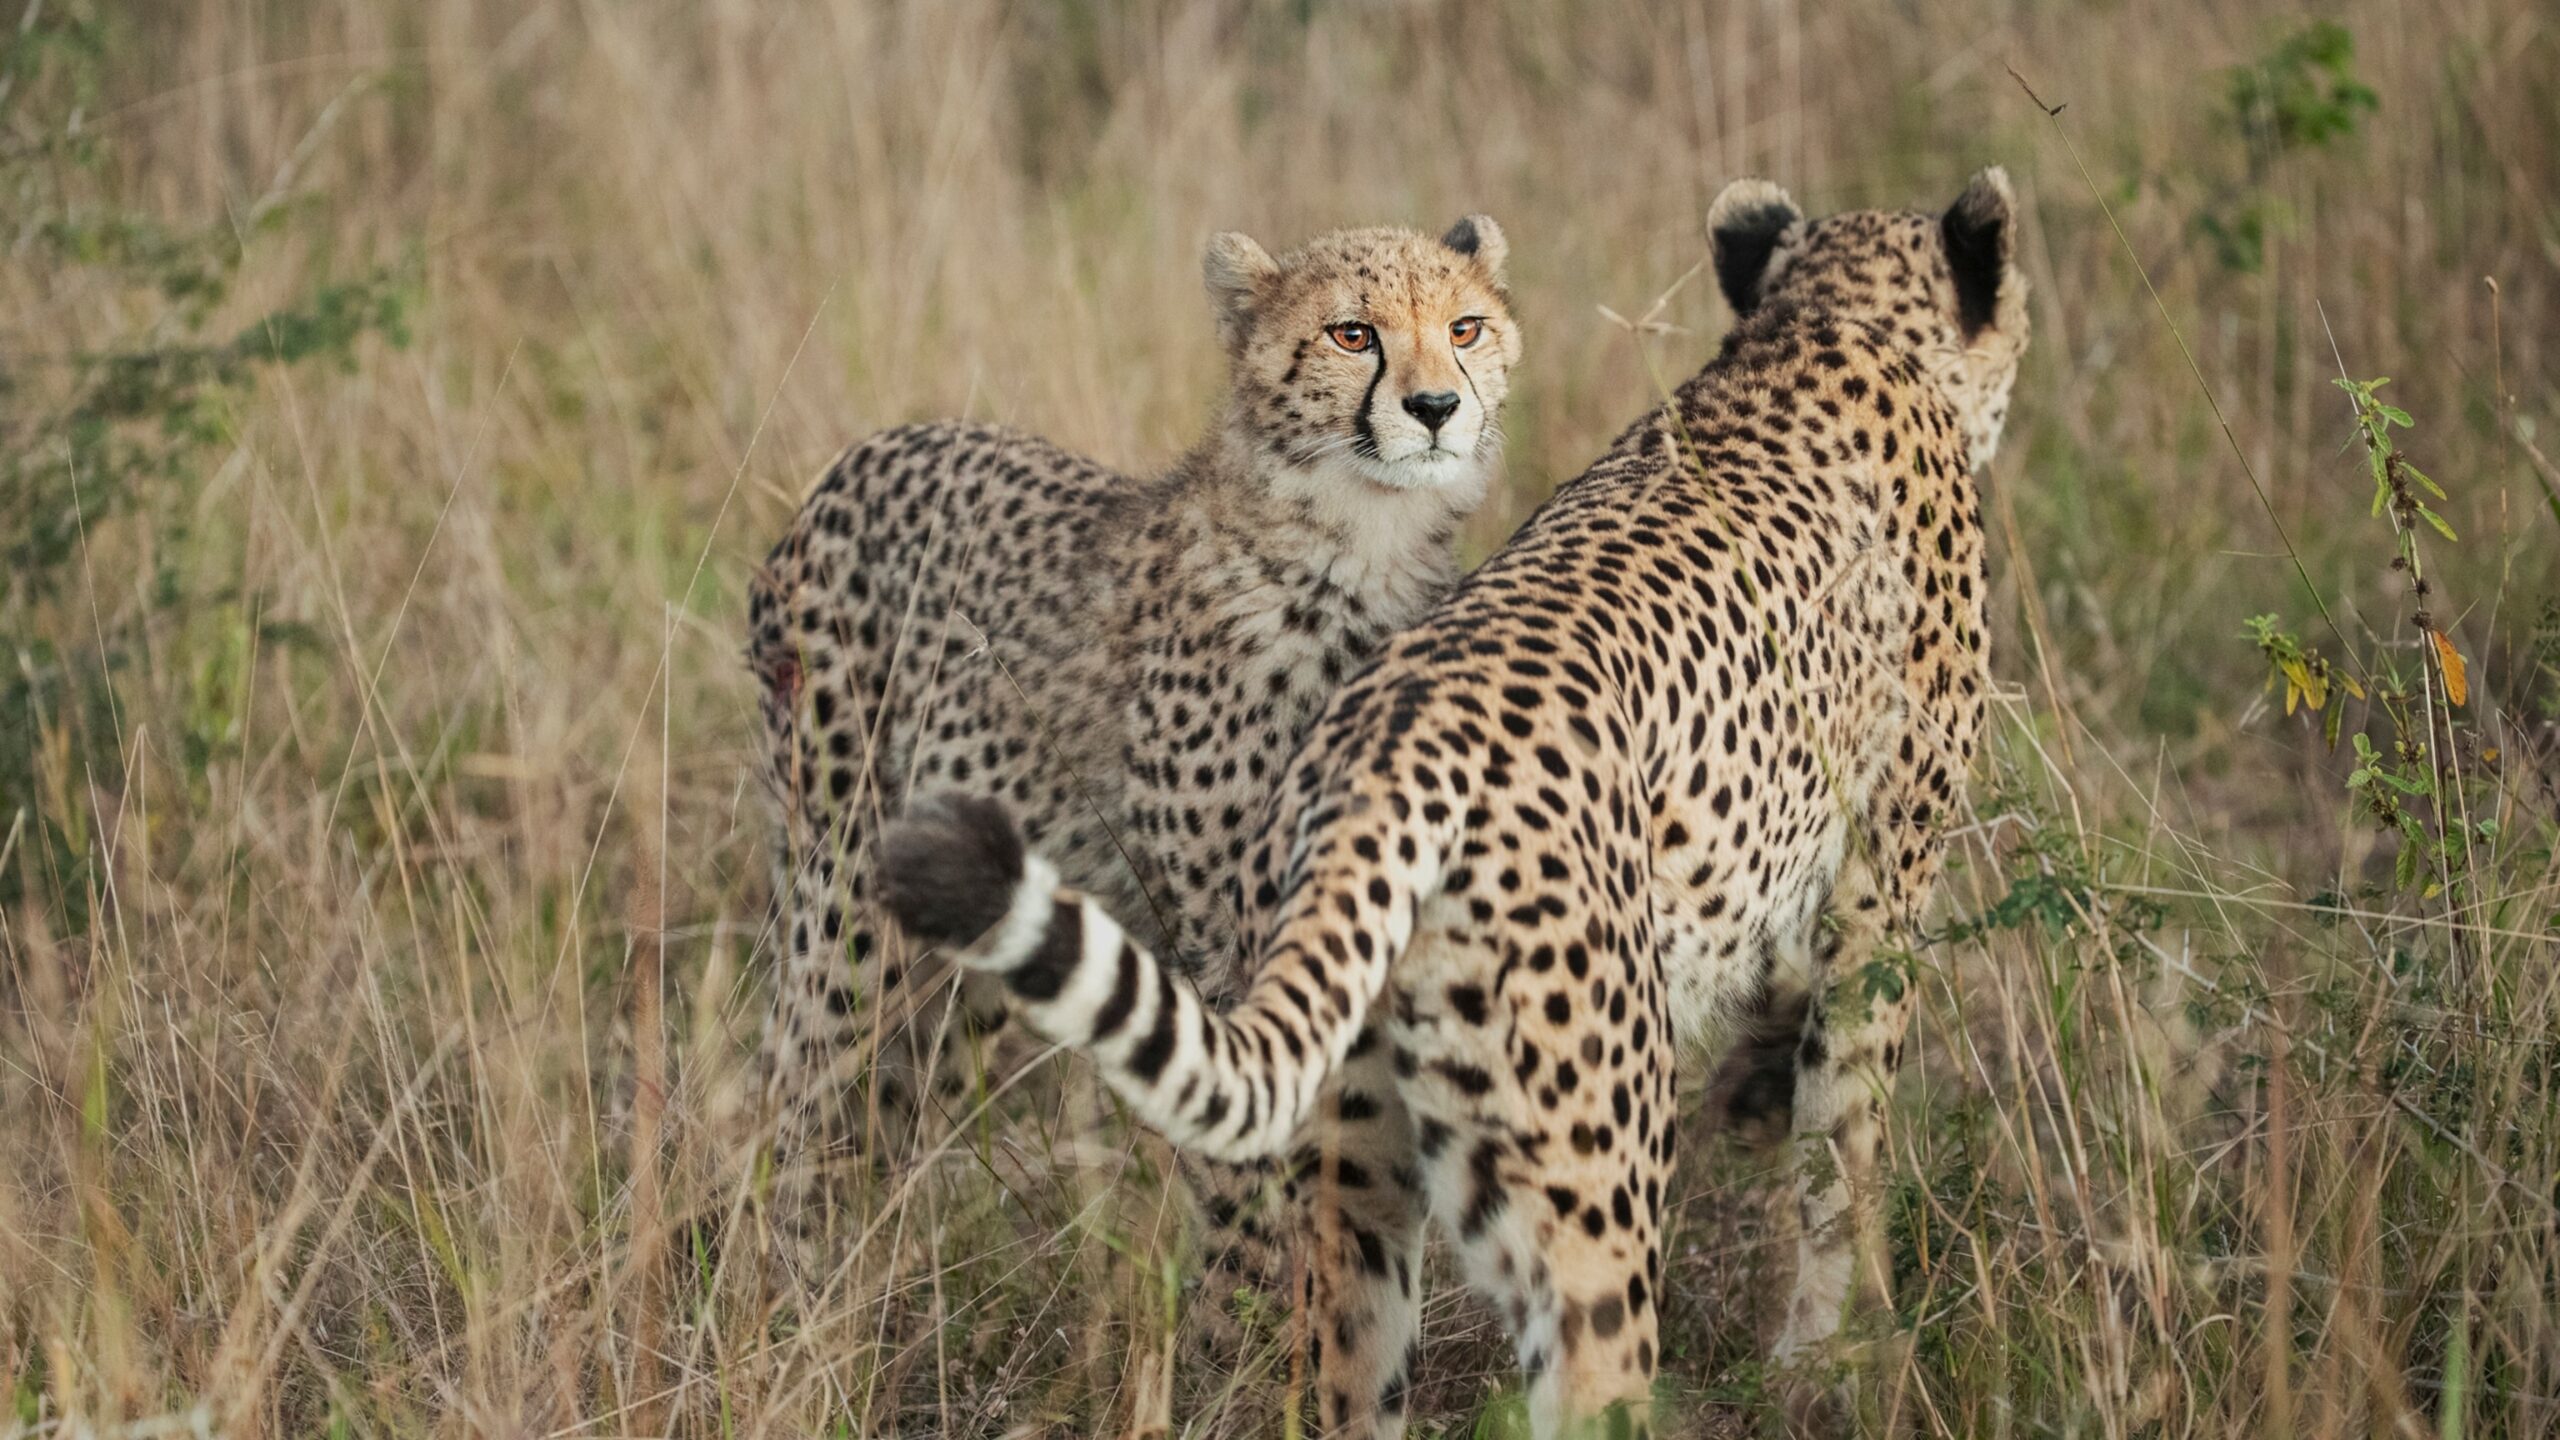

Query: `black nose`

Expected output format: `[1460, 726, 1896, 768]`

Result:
[1402, 390, 1460, 432]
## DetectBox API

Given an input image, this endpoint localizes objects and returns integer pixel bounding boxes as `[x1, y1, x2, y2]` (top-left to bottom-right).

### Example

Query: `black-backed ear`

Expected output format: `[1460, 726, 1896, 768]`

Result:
[1941, 166, 2017, 339]
[1440, 213, 1509, 283]
[1707, 178, 1802, 317]
[1202, 231, 1281, 351]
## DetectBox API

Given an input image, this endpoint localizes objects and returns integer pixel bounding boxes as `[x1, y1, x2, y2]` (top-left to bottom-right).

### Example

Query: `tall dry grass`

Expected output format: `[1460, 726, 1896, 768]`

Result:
[3, 1, 2556, 1435]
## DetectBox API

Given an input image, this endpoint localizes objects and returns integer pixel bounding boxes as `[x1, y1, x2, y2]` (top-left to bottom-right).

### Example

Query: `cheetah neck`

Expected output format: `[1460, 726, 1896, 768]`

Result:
[1217, 427, 1486, 627]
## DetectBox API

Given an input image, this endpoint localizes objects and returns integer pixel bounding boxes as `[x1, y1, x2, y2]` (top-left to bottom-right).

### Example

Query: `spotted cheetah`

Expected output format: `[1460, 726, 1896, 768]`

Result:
[878, 170, 2029, 1437]
[749, 218, 1522, 1254]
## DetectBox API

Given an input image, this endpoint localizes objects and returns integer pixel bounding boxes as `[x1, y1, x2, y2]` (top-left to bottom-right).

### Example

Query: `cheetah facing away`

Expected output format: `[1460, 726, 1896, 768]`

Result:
[879, 170, 2029, 1437]
[750, 218, 1522, 1250]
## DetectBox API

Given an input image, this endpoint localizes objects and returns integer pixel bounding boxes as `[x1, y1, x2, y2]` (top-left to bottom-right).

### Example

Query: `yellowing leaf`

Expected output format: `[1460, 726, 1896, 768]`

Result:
[2277, 659, 2325, 712]
[2430, 631, 2468, 706]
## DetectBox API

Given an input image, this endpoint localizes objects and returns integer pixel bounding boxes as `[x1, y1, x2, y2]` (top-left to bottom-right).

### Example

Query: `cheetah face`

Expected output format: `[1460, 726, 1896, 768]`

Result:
[1205, 218, 1521, 495]
[1710, 168, 2031, 471]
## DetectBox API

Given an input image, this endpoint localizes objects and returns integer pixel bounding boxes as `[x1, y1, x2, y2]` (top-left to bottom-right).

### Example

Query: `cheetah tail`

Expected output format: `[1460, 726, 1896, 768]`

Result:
[878, 789, 1445, 1164]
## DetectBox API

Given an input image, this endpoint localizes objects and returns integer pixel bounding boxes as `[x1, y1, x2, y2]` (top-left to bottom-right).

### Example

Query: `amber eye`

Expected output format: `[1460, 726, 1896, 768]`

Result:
[1327, 322, 1375, 353]
[1450, 316, 1485, 348]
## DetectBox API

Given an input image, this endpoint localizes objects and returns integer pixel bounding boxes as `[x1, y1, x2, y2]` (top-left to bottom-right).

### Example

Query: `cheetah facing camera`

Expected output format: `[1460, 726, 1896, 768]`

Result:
[881, 169, 2028, 1438]
[750, 219, 1522, 1258]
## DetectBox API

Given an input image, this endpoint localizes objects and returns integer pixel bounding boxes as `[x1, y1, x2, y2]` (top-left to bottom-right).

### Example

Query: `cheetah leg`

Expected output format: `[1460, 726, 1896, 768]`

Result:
[1437, 1005, 1673, 1440]
[1178, 952, 1296, 1372]
[1770, 838, 1919, 1372]
[762, 884, 1006, 1265]
[1182, 1154, 1292, 1363]
[763, 895, 906, 1243]
[1444, 1132, 1666, 1440]
[1295, 1029, 1428, 1440]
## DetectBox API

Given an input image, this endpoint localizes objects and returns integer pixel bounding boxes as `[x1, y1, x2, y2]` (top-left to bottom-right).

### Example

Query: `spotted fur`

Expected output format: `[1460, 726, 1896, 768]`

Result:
[880, 170, 2030, 1438]
[750, 219, 1522, 1269]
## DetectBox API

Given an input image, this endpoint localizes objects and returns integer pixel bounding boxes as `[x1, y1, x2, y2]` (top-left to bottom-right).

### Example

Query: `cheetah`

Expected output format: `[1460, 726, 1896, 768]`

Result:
[749, 217, 1522, 1256]
[878, 170, 2029, 1437]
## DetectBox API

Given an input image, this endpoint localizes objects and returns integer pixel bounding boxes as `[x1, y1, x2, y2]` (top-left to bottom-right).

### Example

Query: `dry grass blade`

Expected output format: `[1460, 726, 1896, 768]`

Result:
[3, 3, 2554, 1437]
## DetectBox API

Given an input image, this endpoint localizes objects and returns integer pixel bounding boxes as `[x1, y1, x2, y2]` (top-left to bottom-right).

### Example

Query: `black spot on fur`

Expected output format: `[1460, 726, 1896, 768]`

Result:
[1461, 1137, 1509, 1238]
[1589, 1294, 1625, 1340]
[1128, 966, 1183, 1083]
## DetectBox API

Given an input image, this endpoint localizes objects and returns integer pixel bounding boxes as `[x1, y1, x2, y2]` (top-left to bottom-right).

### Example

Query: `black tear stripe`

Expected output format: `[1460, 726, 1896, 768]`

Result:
[1453, 348, 1485, 451]
[1352, 327, 1388, 462]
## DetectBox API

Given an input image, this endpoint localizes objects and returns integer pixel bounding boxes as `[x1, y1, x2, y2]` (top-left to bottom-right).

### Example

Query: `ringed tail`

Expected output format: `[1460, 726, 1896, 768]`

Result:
[877, 789, 1447, 1163]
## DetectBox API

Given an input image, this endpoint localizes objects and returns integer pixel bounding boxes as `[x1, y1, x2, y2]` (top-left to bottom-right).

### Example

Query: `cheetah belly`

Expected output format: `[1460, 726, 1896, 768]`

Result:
[1653, 640, 1913, 1049]
[1651, 816, 1853, 1051]
[1648, 709, 1900, 1052]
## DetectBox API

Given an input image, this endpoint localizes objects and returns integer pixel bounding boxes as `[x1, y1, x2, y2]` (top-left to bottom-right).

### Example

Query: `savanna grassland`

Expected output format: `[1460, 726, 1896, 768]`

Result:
[4, 2, 2558, 1436]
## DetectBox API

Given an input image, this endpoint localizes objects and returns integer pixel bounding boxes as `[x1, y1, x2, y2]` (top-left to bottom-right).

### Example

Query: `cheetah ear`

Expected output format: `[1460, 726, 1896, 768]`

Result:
[1706, 178, 1802, 317]
[1440, 213, 1508, 283]
[1941, 166, 2019, 339]
[1202, 231, 1281, 351]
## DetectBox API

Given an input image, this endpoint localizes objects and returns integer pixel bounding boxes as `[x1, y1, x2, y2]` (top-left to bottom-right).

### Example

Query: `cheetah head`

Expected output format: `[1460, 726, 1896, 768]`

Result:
[1709, 168, 2031, 471]
[1204, 218, 1520, 498]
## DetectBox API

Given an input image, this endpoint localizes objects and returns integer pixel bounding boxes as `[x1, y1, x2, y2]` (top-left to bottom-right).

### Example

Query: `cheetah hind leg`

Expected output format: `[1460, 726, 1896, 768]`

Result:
[1445, 1120, 1666, 1440]
[1293, 1029, 1429, 1440]
[1176, 1027, 1428, 1440]
[1438, 987, 1673, 1437]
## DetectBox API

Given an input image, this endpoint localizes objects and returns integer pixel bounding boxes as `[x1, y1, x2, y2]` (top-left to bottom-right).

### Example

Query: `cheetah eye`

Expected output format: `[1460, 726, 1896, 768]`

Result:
[1327, 322, 1375, 353]
[1450, 316, 1485, 348]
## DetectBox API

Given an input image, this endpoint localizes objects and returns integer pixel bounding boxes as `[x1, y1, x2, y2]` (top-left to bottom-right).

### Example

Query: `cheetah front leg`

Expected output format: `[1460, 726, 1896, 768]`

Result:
[1176, 1152, 1292, 1374]
[1770, 800, 1944, 1422]
[762, 873, 1011, 1269]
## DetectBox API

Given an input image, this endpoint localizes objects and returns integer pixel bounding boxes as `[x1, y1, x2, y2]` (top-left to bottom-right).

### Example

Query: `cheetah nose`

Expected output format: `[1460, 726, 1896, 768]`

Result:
[1402, 390, 1461, 433]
